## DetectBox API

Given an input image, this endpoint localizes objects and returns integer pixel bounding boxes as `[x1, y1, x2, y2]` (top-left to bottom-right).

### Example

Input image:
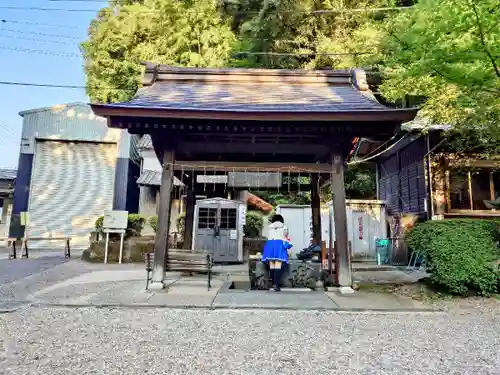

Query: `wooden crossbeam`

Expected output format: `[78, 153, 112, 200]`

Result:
[173, 161, 332, 173]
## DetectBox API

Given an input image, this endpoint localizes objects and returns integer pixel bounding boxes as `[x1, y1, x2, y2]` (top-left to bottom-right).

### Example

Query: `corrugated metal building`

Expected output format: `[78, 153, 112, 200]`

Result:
[9, 103, 140, 249]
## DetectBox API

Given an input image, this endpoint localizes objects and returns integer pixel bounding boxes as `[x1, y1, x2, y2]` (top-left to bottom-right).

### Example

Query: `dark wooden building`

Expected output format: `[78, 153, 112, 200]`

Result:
[352, 120, 500, 221]
[92, 63, 417, 290]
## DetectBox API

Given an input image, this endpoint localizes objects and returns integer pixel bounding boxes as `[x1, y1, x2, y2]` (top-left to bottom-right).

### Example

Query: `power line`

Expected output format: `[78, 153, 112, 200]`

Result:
[0, 46, 81, 58]
[0, 6, 100, 12]
[1, 19, 83, 29]
[0, 34, 75, 45]
[0, 81, 137, 91]
[234, 51, 373, 57]
[49, 0, 127, 2]
[0, 5, 414, 14]
[0, 27, 82, 40]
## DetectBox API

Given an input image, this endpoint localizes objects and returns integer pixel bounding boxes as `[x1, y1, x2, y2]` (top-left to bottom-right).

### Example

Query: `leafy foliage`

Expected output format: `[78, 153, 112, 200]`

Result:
[94, 214, 146, 237]
[127, 214, 146, 235]
[406, 219, 500, 296]
[82, 0, 237, 102]
[244, 210, 264, 238]
[148, 215, 158, 232]
[370, 0, 500, 153]
[321, 164, 376, 201]
[231, 0, 399, 70]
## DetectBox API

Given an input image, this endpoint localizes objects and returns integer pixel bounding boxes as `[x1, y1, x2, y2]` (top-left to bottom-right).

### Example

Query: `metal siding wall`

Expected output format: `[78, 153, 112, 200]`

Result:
[379, 155, 400, 215]
[21, 104, 121, 143]
[26, 141, 116, 249]
[378, 137, 427, 217]
[9, 153, 34, 238]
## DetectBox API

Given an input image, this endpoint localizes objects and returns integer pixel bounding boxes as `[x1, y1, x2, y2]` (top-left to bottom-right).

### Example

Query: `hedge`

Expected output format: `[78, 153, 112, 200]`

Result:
[148, 211, 264, 239]
[406, 219, 500, 296]
[95, 214, 146, 237]
[244, 211, 264, 238]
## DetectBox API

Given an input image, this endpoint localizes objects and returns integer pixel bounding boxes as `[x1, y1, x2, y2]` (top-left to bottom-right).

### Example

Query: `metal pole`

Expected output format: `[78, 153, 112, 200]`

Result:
[104, 232, 109, 264]
[119, 231, 124, 264]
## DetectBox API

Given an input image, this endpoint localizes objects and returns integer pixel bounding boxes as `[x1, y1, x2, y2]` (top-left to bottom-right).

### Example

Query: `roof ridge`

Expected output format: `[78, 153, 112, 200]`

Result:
[141, 61, 360, 87]
[19, 102, 91, 117]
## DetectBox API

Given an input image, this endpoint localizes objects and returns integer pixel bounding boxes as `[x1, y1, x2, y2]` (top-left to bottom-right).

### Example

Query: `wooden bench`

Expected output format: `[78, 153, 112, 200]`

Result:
[145, 249, 213, 290]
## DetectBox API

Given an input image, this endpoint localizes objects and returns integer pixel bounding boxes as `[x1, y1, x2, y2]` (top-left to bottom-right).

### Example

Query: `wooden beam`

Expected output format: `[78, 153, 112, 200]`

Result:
[173, 161, 331, 173]
[331, 154, 352, 287]
[178, 141, 330, 156]
[150, 149, 175, 289]
[183, 189, 196, 250]
[310, 173, 322, 246]
[92, 104, 418, 122]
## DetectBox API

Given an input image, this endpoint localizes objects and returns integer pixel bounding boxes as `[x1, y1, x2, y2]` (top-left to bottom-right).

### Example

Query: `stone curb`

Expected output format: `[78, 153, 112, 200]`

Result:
[26, 301, 442, 313]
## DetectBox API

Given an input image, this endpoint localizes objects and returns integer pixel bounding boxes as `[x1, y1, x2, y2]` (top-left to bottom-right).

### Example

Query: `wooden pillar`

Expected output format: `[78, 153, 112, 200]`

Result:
[183, 188, 196, 250]
[310, 173, 322, 245]
[433, 158, 447, 216]
[331, 154, 352, 289]
[150, 149, 175, 289]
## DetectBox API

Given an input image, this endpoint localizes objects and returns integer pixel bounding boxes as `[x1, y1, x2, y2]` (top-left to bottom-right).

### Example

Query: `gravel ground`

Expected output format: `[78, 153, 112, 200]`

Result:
[1, 304, 499, 375]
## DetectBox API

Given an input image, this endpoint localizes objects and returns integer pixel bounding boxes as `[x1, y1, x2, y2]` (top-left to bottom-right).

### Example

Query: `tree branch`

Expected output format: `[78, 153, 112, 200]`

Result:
[469, 1, 500, 78]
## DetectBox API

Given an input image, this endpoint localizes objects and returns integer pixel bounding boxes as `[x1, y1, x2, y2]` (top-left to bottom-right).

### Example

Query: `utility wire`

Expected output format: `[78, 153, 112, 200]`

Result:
[0, 34, 75, 45]
[0, 46, 81, 58]
[0, 5, 414, 14]
[0, 81, 137, 91]
[0, 6, 100, 12]
[348, 134, 409, 165]
[233, 51, 373, 57]
[0, 27, 82, 40]
[1, 19, 83, 29]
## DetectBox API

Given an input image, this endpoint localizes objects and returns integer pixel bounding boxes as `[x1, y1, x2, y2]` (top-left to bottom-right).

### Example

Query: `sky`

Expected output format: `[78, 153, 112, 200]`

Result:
[0, 0, 104, 169]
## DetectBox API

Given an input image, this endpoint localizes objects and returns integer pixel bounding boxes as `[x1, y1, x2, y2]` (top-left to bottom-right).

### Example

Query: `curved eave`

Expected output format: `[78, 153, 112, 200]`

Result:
[91, 104, 418, 123]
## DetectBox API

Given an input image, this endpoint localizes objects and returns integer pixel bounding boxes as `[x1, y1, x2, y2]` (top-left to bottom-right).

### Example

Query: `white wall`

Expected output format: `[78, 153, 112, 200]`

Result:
[141, 149, 161, 171]
[276, 201, 387, 259]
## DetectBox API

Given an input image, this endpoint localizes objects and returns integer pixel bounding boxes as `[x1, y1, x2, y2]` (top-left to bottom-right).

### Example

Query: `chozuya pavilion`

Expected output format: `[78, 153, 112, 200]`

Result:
[91, 62, 417, 290]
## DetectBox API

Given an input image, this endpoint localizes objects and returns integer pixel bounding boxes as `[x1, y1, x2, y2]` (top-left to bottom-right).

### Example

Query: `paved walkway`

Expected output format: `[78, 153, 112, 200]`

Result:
[2, 261, 434, 312]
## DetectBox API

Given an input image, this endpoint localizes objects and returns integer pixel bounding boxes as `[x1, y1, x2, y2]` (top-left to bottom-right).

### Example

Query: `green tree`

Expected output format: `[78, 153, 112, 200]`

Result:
[370, 0, 500, 153]
[81, 0, 237, 102]
[232, 0, 402, 69]
[321, 164, 376, 201]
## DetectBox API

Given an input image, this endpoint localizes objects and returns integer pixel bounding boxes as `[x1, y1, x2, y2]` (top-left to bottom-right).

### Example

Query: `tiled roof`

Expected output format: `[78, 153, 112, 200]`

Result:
[96, 65, 398, 114]
[247, 192, 273, 213]
[0, 168, 16, 180]
[402, 117, 452, 132]
[137, 134, 153, 150]
[137, 170, 183, 186]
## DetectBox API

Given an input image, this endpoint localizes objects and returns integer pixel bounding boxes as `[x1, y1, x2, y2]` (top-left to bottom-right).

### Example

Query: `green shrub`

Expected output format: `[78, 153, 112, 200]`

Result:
[95, 216, 104, 233]
[149, 216, 158, 232]
[406, 219, 500, 296]
[144, 213, 186, 239]
[244, 211, 264, 238]
[127, 214, 146, 236]
[94, 214, 146, 237]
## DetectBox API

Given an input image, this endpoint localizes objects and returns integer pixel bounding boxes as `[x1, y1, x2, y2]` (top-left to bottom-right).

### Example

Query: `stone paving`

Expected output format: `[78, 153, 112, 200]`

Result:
[0, 259, 433, 312]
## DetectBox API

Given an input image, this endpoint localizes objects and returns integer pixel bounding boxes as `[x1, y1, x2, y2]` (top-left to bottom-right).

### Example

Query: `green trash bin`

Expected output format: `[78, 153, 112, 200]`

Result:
[375, 238, 391, 265]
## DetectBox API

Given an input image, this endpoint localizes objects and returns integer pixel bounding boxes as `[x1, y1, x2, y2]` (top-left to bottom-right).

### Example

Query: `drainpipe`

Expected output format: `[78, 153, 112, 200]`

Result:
[375, 163, 380, 200]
